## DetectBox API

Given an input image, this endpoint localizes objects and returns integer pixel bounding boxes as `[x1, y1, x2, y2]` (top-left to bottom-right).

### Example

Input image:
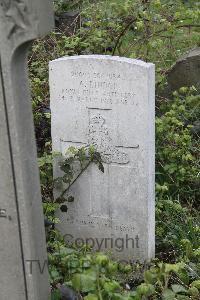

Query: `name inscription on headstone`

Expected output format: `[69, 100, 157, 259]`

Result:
[61, 70, 136, 106]
[50, 55, 155, 260]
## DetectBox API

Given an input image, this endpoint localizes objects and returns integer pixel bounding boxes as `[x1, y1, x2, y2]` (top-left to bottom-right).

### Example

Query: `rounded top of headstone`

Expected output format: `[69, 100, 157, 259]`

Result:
[177, 47, 200, 61]
[166, 47, 200, 93]
[49, 55, 154, 69]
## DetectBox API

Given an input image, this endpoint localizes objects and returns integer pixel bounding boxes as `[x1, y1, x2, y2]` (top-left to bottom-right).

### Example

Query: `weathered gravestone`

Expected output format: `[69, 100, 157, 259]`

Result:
[166, 47, 200, 94]
[50, 55, 155, 261]
[0, 1, 54, 299]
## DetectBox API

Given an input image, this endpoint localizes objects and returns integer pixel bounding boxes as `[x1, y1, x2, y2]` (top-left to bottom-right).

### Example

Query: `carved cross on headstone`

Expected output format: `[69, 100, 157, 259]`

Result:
[0, 1, 54, 299]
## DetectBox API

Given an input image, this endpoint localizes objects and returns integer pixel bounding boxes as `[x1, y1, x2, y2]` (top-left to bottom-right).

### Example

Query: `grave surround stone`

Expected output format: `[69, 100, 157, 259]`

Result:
[0, 1, 54, 299]
[50, 55, 155, 261]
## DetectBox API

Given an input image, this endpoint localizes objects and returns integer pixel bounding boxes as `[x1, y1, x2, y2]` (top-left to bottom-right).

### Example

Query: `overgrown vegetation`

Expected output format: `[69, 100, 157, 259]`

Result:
[156, 87, 200, 203]
[29, 0, 200, 299]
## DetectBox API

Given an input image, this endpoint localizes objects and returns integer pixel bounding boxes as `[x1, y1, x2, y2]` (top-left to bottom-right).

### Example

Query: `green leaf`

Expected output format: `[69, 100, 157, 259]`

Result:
[103, 280, 121, 293]
[144, 270, 157, 284]
[165, 263, 184, 273]
[176, 296, 190, 300]
[177, 269, 190, 285]
[72, 273, 96, 293]
[191, 280, 200, 290]
[110, 293, 130, 300]
[188, 286, 199, 297]
[84, 294, 98, 300]
[51, 289, 61, 300]
[171, 284, 187, 294]
[98, 162, 104, 173]
[67, 196, 74, 202]
[136, 283, 155, 297]
[60, 204, 68, 212]
[95, 254, 109, 266]
[162, 289, 176, 300]
[50, 269, 62, 283]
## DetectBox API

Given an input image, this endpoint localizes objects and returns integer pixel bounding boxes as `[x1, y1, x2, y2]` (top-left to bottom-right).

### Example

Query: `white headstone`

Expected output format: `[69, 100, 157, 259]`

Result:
[50, 55, 155, 261]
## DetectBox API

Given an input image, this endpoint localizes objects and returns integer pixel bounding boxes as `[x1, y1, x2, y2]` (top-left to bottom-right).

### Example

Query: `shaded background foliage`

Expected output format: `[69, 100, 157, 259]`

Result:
[29, 1, 200, 298]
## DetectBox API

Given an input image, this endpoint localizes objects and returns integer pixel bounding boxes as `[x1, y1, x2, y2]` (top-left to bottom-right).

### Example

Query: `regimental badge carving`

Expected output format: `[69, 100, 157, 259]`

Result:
[0, 208, 7, 218]
[1, 0, 32, 38]
[88, 113, 129, 164]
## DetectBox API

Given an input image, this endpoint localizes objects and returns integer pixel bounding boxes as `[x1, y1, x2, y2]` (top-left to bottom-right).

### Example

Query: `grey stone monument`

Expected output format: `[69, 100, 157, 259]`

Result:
[0, 1, 54, 299]
[50, 55, 155, 261]
[167, 47, 200, 94]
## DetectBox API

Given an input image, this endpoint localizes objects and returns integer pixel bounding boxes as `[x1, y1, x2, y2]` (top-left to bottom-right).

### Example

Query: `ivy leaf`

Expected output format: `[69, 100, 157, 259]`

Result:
[60, 204, 68, 213]
[67, 196, 74, 202]
[98, 162, 104, 173]
[56, 196, 66, 204]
